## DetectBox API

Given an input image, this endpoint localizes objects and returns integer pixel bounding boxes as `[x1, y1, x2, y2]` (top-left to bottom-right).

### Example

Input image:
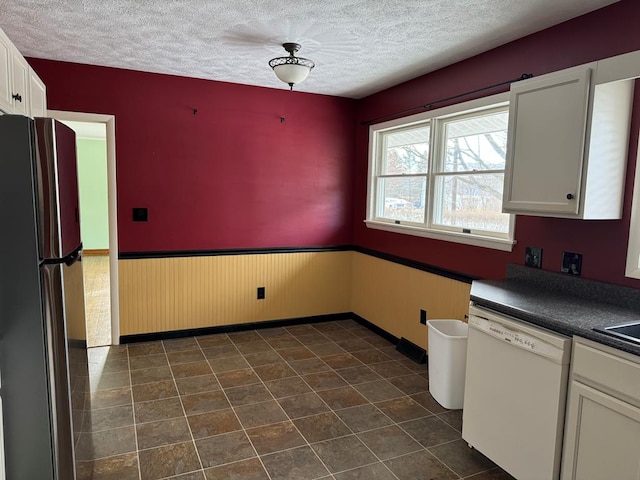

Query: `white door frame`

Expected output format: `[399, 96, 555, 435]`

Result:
[48, 109, 120, 345]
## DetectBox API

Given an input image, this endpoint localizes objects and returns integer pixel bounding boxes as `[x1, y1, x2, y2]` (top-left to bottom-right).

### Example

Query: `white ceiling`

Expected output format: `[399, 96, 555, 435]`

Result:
[0, 0, 619, 99]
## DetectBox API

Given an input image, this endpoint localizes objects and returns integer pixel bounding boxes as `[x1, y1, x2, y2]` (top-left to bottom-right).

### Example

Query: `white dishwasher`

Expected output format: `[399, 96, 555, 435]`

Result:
[462, 303, 572, 480]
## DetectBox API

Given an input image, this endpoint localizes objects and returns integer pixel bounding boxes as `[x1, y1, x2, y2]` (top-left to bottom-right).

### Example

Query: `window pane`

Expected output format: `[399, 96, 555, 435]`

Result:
[377, 177, 426, 223]
[433, 173, 510, 233]
[382, 126, 429, 174]
[443, 111, 508, 172]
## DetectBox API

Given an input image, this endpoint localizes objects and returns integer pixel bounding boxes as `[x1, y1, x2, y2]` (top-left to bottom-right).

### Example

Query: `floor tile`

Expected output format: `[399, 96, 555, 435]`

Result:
[322, 330, 358, 342]
[216, 368, 260, 388]
[168, 349, 206, 365]
[336, 366, 382, 385]
[312, 322, 345, 333]
[201, 344, 240, 360]
[464, 467, 517, 479]
[171, 472, 206, 480]
[265, 376, 312, 398]
[253, 362, 297, 381]
[171, 361, 213, 378]
[363, 336, 395, 348]
[129, 353, 168, 370]
[175, 374, 221, 395]
[384, 450, 458, 480]
[311, 435, 377, 473]
[208, 356, 250, 374]
[136, 416, 192, 449]
[83, 404, 134, 432]
[76, 452, 139, 480]
[334, 338, 373, 353]
[388, 374, 429, 395]
[353, 379, 404, 403]
[288, 357, 331, 375]
[258, 326, 292, 339]
[235, 340, 273, 354]
[89, 357, 129, 375]
[438, 409, 463, 432]
[410, 392, 448, 414]
[293, 411, 352, 443]
[134, 397, 184, 423]
[181, 390, 230, 415]
[261, 446, 329, 480]
[196, 431, 256, 468]
[368, 361, 414, 379]
[306, 342, 346, 357]
[246, 421, 306, 455]
[228, 330, 263, 344]
[278, 392, 330, 419]
[378, 347, 412, 363]
[204, 457, 269, 480]
[351, 349, 392, 364]
[278, 346, 316, 361]
[162, 337, 200, 353]
[399, 415, 460, 448]
[138, 441, 201, 480]
[187, 408, 242, 438]
[132, 380, 178, 403]
[334, 404, 393, 433]
[266, 337, 303, 350]
[130, 366, 173, 385]
[89, 371, 131, 392]
[243, 350, 285, 367]
[320, 353, 363, 370]
[128, 342, 164, 357]
[196, 334, 232, 349]
[317, 386, 368, 410]
[357, 425, 422, 460]
[396, 357, 429, 373]
[375, 396, 431, 422]
[75, 426, 137, 461]
[225, 383, 273, 406]
[429, 438, 497, 477]
[303, 371, 349, 391]
[88, 386, 132, 409]
[234, 400, 288, 428]
[294, 333, 331, 346]
[285, 324, 318, 336]
[333, 462, 396, 480]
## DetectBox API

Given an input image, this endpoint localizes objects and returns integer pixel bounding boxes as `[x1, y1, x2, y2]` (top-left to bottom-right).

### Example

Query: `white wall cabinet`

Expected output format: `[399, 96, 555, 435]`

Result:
[0, 27, 46, 117]
[503, 56, 635, 219]
[561, 338, 640, 480]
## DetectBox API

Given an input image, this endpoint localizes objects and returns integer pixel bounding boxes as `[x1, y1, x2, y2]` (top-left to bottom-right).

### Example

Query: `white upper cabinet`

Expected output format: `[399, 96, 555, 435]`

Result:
[0, 27, 47, 118]
[503, 55, 636, 219]
[0, 28, 13, 113]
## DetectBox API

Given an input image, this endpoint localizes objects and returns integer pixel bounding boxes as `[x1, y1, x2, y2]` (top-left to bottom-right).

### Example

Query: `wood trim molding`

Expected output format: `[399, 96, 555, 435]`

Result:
[83, 249, 109, 256]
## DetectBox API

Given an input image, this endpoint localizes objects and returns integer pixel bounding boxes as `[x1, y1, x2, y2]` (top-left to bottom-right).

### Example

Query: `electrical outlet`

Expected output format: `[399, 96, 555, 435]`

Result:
[525, 247, 543, 268]
[257, 287, 265, 299]
[420, 309, 427, 325]
[561, 252, 582, 275]
[132, 207, 148, 222]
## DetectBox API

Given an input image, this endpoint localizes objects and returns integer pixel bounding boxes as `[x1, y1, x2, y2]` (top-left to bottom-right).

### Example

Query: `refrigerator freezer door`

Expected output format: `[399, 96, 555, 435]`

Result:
[34, 118, 82, 260]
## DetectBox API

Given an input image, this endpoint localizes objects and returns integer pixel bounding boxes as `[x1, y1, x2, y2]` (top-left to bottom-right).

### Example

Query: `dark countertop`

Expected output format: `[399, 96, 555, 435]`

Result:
[470, 265, 640, 356]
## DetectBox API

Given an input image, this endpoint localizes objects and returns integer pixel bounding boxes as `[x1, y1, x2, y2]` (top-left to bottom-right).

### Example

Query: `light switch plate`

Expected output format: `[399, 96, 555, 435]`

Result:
[525, 247, 543, 268]
[561, 251, 582, 275]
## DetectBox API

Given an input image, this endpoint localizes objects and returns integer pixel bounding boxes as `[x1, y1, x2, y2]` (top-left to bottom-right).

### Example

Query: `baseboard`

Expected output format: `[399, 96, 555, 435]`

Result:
[84, 249, 109, 256]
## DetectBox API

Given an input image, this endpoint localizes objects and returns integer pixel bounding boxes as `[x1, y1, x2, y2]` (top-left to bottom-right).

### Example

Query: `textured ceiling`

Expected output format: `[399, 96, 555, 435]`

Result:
[0, 0, 620, 99]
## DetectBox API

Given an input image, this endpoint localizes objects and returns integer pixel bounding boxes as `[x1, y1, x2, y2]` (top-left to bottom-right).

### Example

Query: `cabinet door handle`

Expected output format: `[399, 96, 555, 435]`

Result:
[12, 93, 22, 102]
[566, 193, 574, 200]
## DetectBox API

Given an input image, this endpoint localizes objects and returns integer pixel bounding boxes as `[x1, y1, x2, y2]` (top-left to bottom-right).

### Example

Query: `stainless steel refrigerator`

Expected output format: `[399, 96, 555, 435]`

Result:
[0, 115, 88, 479]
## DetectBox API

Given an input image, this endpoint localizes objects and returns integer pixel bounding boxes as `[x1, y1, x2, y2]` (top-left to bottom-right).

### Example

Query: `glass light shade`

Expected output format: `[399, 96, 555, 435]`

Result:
[273, 63, 311, 85]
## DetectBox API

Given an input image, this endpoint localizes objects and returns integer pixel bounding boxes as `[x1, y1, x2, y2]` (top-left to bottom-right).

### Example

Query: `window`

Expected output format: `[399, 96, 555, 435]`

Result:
[366, 93, 515, 251]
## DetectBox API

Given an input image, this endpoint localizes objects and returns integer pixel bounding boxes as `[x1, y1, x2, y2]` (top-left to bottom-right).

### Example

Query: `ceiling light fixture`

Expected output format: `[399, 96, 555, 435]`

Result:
[268, 43, 315, 90]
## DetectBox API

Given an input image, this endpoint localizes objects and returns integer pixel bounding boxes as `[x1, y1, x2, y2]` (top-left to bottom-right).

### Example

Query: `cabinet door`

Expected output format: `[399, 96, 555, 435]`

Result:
[10, 50, 29, 116]
[0, 29, 12, 113]
[29, 69, 46, 118]
[561, 381, 640, 480]
[503, 66, 592, 216]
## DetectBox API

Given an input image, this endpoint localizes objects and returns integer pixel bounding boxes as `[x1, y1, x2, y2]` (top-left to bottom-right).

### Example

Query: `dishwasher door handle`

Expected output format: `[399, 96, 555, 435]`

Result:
[469, 315, 565, 363]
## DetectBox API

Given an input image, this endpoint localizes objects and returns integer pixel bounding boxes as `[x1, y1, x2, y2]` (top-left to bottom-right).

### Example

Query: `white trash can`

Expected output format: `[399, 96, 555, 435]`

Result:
[427, 319, 468, 409]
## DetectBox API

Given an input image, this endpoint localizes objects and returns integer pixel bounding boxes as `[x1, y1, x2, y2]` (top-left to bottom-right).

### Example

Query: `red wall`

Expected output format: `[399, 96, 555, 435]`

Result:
[354, 0, 640, 288]
[28, 60, 356, 252]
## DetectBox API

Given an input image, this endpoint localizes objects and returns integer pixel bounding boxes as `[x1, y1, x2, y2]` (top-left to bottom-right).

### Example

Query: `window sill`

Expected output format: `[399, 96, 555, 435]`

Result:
[364, 220, 515, 252]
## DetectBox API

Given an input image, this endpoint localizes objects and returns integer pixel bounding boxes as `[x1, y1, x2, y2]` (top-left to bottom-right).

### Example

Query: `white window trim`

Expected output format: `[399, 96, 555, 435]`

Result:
[626, 135, 640, 278]
[366, 92, 516, 252]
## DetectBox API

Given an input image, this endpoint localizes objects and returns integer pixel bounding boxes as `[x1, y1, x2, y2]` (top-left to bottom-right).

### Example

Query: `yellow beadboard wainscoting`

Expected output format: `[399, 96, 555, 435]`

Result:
[350, 252, 471, 352]
[118, 251, 352, 336]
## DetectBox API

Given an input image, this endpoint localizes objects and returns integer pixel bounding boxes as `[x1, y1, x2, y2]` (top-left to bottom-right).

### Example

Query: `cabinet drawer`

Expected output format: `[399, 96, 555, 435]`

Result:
[572, 341, 640, 403]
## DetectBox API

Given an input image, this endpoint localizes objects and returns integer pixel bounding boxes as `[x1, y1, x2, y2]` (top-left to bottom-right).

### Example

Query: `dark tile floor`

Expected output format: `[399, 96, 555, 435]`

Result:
[75, 319, 514, 480]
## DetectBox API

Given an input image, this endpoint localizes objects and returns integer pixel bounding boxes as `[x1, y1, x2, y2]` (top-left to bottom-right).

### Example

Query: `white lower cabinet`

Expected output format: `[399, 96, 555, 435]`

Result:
[561, 338, 640, 480]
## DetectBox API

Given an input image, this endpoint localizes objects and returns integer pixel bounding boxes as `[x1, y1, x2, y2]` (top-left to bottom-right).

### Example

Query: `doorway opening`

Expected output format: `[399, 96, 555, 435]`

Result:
[49, 110, 119, 346]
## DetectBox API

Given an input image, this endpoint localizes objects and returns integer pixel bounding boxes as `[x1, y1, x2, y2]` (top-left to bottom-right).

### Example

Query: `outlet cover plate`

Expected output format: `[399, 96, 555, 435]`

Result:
[561, 252, 582, 275]
[420, 309, 427, 325]
[257, 287, 265, 299]
[525, 247, 543, 268]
